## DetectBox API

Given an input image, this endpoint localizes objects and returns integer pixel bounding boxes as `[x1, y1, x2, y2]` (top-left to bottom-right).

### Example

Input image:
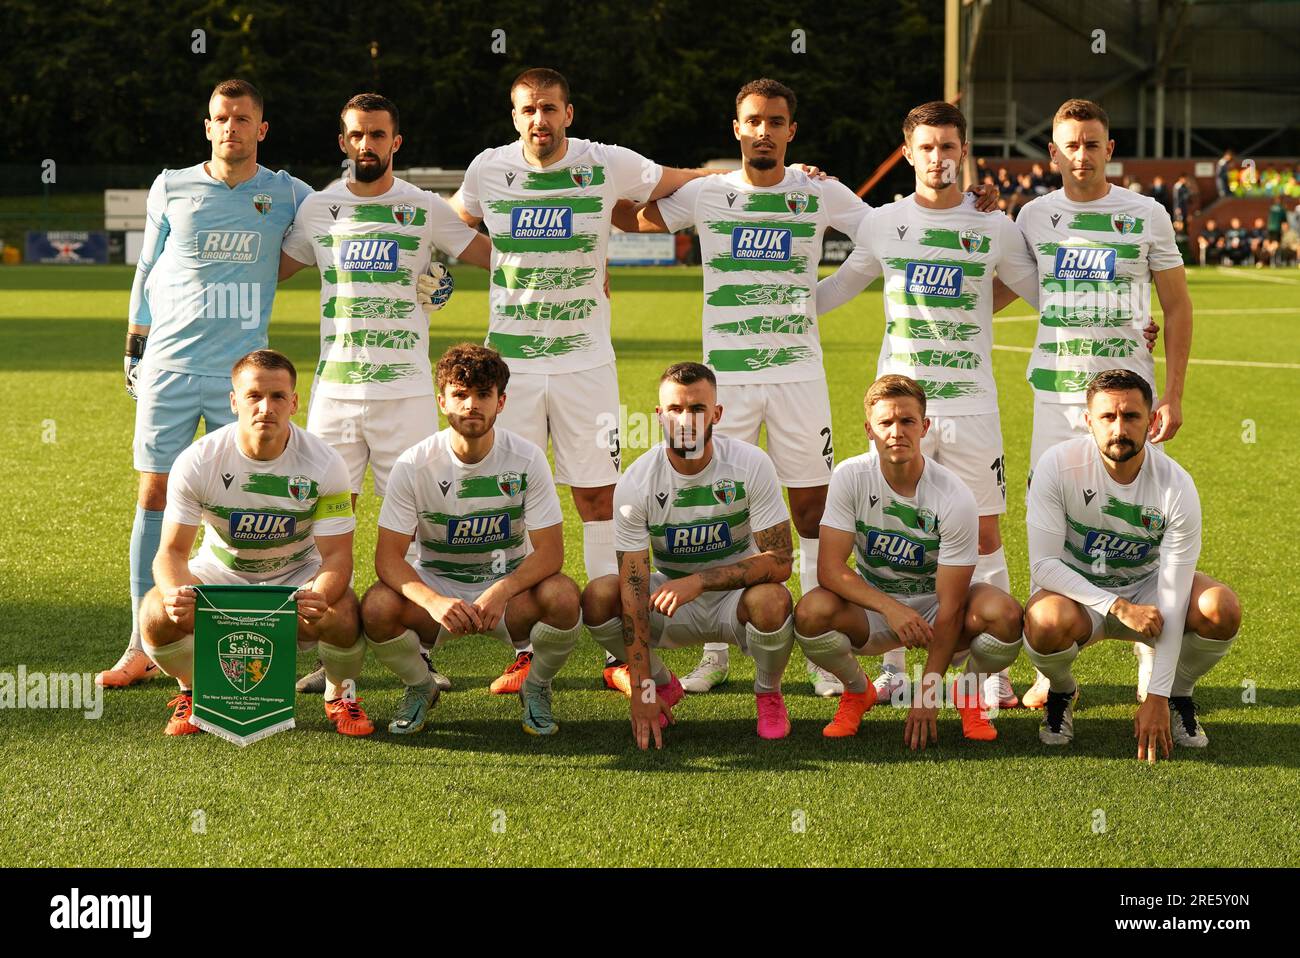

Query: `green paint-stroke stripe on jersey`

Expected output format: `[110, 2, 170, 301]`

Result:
[486, 197, 604, 214]
[422, 533, 527, 555]
[209, 543, 316, 574]
[885, 256, 987, 277]
[1038, 241, 1142, 260]
[1101, 495, 1150, 529]
[420, 556, 523, 583]
[707, 220, 819, 238]
[323, 297, 416, 321]
[855, 520, 940, 551]
[323, 328, 420, 349]
[914, 379, 982, 401]
[653, 538, 751, 565]
[710, 315, 814, 337]
[897, 349, 982, 369]
[456, 476, 530, 500]
[1065, 515, 1161, 545]
[241, 474, 320, 500]
[1027, 368, 1095, 393]
[858, 563, 936, 595]
[707, 346, 814, 372]
[648, 507, 750, 537]
[920, 228, 990, 253]
[492, 264, 598, 290]
[487, 332, 593, 359]
[522, 166, 606, 190]
[323, 267, 413, 286]
[423, 505, 526, 523]
[350, 205, 428, 226]
[495, 299, 597, 322]
[315, 360, 418, 385]
[314, 232, 422, 250]
[887, 317, 980, 341]
[743, 193, 821, 214]
[707, 284, 809, 307]
[887, 288, 977, 311]
[1064, 539, 1157, 571]
[207, 503, 317, 523]
[707, 254, 810, 273]
[1039, 337, 1138, 357]
[491, 233, 598, 254]
[880, 501, 929, 533]
[1068, 212, 1145, 235]
[671, 482, 748, 508]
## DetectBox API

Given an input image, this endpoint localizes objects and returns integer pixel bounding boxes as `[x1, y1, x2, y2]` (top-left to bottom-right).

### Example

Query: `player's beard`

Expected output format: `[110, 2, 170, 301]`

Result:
[447, 409, 495, 439]
[1101, 435, 1141, 464]
[749, 154, 778, 171]
[529, 129, 563, 162]
[353, 151, 390, 183]
[664, 418, 712, 457]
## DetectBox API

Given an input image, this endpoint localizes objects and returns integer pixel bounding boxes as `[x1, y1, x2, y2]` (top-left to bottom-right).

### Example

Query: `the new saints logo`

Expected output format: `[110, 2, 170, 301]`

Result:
[329, 204, 341, 220]
[1050, 213, 1062, 228]
[570, 164, 594, 188]
[393, 204, 416, 226]
[218, 631, 272, 693]
[1112, 213, 1137, 235]
[713, 478, 737, 505]
[959, 229, 984, 254]
[287, 475, 313, 504]
[505, 171, 517, 187]
[498, 471, 522, 497]
[655, 492, 669, 507]
[222, 472, 234, 489]
[438, 480, 451, 496]
[253, 193, 272, 215]
[896, 225, 908, 240]
[1141, 506, 1166, 533]
[916, 507, 937, 534]
[726, 191, 737, 207]
[785, 190, 809, 215]
[1083, 488, 1097, 505]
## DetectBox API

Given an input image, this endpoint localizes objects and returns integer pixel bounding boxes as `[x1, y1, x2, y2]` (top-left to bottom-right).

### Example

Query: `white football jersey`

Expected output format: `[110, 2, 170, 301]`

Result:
[1016, 186, 1182, 404]
[166, 423, 355, 581]
[281, 177, 479, 400]
[656, 168, 869, 385]
[614, 435, 789, 580]
[821, 451, 978, 597]
[378, 427, 562, 586]
[459, 138, 662, 374]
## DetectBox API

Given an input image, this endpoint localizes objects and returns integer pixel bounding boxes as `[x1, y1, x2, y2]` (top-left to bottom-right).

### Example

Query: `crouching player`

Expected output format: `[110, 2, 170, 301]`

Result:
[793, 375, 1024, 746]
[360, 344, 582, 736]
[1023, 369, 1240, 762]
[581, 362, 796, 749]
[140, 350, 370, 736]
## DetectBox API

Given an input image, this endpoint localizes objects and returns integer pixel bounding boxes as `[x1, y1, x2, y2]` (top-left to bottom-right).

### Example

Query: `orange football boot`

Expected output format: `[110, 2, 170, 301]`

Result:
[822, 683, 878, 738]
[490, 651, 533, 694]
[164, 692, 201, 736]
[324, 695, 375, 736]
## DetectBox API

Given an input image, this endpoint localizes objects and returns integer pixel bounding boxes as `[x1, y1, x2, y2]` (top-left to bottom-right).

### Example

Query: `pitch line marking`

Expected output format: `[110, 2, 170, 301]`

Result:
[991, 344, 1300, 369]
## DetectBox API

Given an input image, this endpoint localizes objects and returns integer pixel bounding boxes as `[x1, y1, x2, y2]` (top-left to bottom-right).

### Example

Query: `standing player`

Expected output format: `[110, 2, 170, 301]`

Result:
[139, 350, 371, 737]
[442, 68, 718, 689]
[794, 375, 1024, 744]
[359, 344, 583, 736]
[581, 362, 797, 748]
[280, 93, 491, 691]
[1022, 370, 1240, 761]
[103, 79, 313, 689]
[815, 102, 1039, 707]
[610, 78, 872, 696]
[1016, 99, 1193, 708]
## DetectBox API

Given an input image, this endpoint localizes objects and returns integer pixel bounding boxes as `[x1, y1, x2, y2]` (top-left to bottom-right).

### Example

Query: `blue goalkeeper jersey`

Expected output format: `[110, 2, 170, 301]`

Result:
[128, 163, 312, 377]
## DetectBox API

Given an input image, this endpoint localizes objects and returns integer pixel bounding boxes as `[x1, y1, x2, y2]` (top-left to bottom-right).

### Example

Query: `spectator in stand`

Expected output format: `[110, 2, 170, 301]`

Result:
[1278, 221, 1299, 267]
[1173, 173, 1193, 222]
[996, 166, 1015, 200]
[1216, 149, 1234, 198]
[1249, 217, 1271, 267]
[1010, 172, 1035, 219]
[1125, 177, 1144, 194]
[1030, 162, 1050, 195]
[1150, 175, 1171, 215]
[1267, 198, 1286, 244]
[1198, 218, 1225, 265]
[1223, 217, 1251, 265]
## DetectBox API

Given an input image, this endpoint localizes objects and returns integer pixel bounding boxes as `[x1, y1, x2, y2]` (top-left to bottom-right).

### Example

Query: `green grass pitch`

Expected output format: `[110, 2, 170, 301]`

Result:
[2, 263, 1298, 867]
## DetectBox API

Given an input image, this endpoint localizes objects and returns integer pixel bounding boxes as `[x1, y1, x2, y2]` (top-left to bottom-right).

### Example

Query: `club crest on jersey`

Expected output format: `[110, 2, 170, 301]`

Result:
[230, 511, 297, 542]
[865, 531, 927, 569]
[713, 478, 737, 505]
[570, 165, 594, 188]
[510, 206, 572, 238]
[1053, 246, 1116, 281]
[498, 472, 522, 497]
[1140, 506, 1166, 533]
[916, 508, 937, 534]
[959, 229, 984, 254]
[393, 204, 416, 226]
[197, 230, 261, 263]
[252, 193, 272, 215]
[448, 513, 511, 546]
[665, 521, 733, 556]
[340, 238, 399, 272]
[288, 476, 313, 503]
[905, 262, 963, 299]
[218, 631, 272, 693]
[785, 190, 809, 215]
[1083, 529, 1152, 562]
[731, 227, 792, 261]
[1112, 213, 1136, 235]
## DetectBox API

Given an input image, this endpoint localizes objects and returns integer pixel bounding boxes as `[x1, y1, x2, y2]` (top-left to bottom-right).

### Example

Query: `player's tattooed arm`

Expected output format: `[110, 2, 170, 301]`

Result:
[695, 521, 795, 592]
[616, 549, 653, 663]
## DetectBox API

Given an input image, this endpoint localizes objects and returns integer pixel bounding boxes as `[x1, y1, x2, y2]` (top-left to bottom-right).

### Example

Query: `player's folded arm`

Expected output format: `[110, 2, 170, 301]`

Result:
[1026, 521, 1118, 616]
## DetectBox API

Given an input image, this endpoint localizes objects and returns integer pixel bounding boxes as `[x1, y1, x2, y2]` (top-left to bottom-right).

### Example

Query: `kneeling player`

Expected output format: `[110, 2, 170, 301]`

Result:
[582, 362, 796, 749]
[360, 344, 582, 736]
[1023, 369, 1240, 762]
[794, 375, 1024, 745]
[140, 350, 370, 737]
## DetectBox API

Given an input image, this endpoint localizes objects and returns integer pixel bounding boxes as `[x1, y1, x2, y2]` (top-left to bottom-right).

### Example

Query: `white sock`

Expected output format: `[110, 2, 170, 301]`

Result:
[1172, 631, 1236, 697]
[881, 647, 905, 673]
[319, 633, 367, 699]
[746, 616, 794, 693]
[974, 546, 1010, 592]
[1023, 641, 1079, 694]
[798, 535, 820, 593]
[702, 643, 729, 658]
[526, 618, 582, 687]
[796, 629, 867, 693]
[367, 629, 428, 686]
[582, 520, 617, 581]
[141, 634, 194, 689]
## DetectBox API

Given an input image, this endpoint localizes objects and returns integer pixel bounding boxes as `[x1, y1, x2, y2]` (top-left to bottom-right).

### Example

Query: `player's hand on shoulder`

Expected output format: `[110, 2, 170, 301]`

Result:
[650, 575, 702, 617]
[292, 589, 328, 623]
[416, 261, 454, 315]
[793, 162, 835, 181]
[969, 183, 1001, 213]
[1134, 693, 1172, 764]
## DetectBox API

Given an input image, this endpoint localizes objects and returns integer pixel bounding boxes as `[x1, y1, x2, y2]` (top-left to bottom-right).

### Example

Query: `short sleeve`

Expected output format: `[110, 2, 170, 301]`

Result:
[1147, 201, 1184, 272]
[1025, 446, 1067, 537]
[311, 449, 356, 537]
[937, 482, 979, 567]
[377, 455, 419, 536]
[163, 444, 204, 527]
[281, 199, 317, 265]
[458, 150, 489, 219]
[820, 464, 860, 534]
[995, 214, 1041, 306]
[613, 472, 650, 553]
[290, 176, 315, 212]
[425, 191, 481, 258]
[523, 447, 563, 530]
[745, 448, 791, 533]
[606, 144, 662, 204]
[822, 179, 870, 236]
[656, 177, 705, 233]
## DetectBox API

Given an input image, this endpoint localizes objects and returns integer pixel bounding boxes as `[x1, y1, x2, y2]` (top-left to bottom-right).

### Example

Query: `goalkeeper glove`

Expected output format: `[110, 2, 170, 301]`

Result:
[416, 262, 454, 314]
[124, 332, 147, 400]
